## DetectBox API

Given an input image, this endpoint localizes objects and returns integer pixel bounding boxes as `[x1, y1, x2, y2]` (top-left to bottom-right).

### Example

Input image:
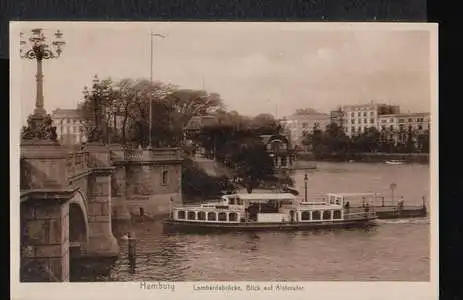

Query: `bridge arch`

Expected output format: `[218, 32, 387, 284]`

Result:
[68, 190, 90, 253]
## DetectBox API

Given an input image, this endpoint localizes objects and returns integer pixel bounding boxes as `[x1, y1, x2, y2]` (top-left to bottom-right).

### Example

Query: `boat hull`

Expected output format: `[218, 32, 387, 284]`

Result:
[163, 218, 377, 233]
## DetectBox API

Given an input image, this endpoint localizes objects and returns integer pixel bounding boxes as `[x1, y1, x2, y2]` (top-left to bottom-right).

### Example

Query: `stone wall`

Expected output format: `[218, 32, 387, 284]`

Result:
[21, 199, 69, 282]
[125, 163, 182, 219]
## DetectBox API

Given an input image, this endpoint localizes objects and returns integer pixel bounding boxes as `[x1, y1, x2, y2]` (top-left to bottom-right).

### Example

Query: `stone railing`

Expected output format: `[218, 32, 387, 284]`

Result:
[66, 151, 90, 179]
[123, 148, 183, 162]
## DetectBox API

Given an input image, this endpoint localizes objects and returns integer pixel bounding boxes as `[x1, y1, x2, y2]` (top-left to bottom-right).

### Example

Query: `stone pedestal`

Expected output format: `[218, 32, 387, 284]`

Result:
[20, 191, 75, 282]
[20, 141, 68, 189]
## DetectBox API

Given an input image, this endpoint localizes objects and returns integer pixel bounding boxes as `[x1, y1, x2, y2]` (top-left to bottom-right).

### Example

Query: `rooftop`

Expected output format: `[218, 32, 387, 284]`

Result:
[185, 115, 219, 130]
[51, 108, 81, 118]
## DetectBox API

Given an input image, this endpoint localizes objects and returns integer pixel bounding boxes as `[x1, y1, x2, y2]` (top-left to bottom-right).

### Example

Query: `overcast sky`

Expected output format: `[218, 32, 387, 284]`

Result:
[14, 22, 435, 122]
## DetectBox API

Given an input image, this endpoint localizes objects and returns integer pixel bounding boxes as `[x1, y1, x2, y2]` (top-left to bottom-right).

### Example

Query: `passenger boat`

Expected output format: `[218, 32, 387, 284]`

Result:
[163, 193, 377, 232]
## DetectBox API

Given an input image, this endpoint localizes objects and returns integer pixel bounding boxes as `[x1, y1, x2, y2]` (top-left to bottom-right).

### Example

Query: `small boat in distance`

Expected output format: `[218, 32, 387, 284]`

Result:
[163, 192, 377, 233]
[385, 160, 405, 165]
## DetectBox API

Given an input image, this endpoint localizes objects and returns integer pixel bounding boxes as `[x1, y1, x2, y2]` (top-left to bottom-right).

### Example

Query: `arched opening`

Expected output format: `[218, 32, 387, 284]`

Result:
[161, 170, 169, 185]
[218, 212, 227, 222]
[198, 211, 206, 220]
[69, 201, 88, 282]
[187, 211, 196, 220]
[301, 211, 311, 221]
[323, 210, 331, 220]
[229, 212, 238, 222]
[207, 212, 216, 221]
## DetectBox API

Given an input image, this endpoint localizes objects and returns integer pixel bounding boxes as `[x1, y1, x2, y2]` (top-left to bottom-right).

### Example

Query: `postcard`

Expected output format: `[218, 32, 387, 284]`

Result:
[10, 21, 438, 300]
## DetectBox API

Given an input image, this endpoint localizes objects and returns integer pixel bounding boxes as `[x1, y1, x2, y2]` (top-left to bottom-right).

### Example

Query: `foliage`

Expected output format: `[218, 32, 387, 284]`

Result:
[301, 122, 430, 160]
[78, 76, 224, 147]
[181, 158, 236, 200]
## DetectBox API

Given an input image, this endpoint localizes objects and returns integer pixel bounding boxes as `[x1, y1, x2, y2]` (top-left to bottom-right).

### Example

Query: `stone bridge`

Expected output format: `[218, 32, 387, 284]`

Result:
[20, 141, 183, 282]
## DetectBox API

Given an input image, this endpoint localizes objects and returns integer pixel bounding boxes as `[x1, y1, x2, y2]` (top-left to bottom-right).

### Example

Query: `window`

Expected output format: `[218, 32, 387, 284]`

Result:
[177, 211, 185, 219]
[370, 111, 374, 116]
[418, 125, 423, 130]
[370, 119, 375, 124]
[301, 211, 311, 221]
[302, 122, 308, 129]
[187, 211, 196, 220]
[363, 119, 367, 124]
[357, 112, 361, 117]
[198, 211, 206, 220]
[229, 212, 238, 222]
[312, 211, 321, 220]
[390, 125, 394, 131]
[161, 170, 168, 185]
[351, 112, 355, 117]
[207, 212, 216, 221]
[333, 210, 342, 219]
[351, 119, 355, 124]
[323, 210, 331, 220]
[408, 118, 413, 122]
[363, 112, 367, 117]
[381, 119, 386, 123]
[218, 212, 227, 221]
[399, 119, 405, 123]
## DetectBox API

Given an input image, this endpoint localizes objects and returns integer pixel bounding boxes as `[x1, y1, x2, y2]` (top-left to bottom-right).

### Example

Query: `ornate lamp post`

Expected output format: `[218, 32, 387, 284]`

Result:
[20, 28, 65, 141]
[304, 172, 308, 202]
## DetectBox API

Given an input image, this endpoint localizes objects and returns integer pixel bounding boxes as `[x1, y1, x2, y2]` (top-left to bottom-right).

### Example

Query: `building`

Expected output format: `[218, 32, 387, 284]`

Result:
[377, 112, 430, 144]
[280, 112, 331, 146]
[341, 103, 400, 137]
[260, 134, 295, 169]
[51, 108, 86, 146]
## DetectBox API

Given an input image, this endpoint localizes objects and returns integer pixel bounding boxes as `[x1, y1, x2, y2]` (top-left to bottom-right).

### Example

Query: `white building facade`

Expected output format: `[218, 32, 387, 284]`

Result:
[51, 108, 86, 146]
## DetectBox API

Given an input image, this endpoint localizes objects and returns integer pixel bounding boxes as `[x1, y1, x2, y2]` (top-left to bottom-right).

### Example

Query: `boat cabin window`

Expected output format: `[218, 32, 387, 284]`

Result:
[207, 212, 216, 221]
[198, 211, 206, 220]
[218, 212, 227, 221]
[333, 210, 342, 219]
[312, 211, 321, 220]
[177, 211, 185, 220]
[187, 211, 196, 220]
[323, 210, 331, 220]
[301, 211, 311, 221]
[229, 212, 238, 221]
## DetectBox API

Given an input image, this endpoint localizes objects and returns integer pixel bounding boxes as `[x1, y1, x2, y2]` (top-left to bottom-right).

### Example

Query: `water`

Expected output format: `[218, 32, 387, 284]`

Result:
[108, 162, 430, 281]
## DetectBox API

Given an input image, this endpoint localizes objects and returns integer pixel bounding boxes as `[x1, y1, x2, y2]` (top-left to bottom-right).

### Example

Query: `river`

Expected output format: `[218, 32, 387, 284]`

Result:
[92, 162, 431, 281]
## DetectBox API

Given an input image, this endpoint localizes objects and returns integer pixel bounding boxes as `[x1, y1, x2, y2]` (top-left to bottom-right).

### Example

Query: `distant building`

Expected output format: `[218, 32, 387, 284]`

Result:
[260, 134, 295, 169]
[377, 112, 430, 144]
[341, 103, 400, 137]
[280, 112, 331, 146]
[51, 108, 86, 146]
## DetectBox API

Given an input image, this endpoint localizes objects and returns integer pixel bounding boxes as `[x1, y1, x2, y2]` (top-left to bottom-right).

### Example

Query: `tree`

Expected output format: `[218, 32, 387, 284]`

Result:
[230, 141, 277, 193]
[251, 113, 281, 135]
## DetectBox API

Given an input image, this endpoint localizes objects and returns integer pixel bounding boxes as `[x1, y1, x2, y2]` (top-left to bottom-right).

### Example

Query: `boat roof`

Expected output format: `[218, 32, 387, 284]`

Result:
[224, 193, 297, 201]
[326, 192, 383, 197]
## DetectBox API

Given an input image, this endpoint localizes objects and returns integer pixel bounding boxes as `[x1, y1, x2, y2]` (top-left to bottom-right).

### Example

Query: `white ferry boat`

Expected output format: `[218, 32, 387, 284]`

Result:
[385, 160, 405, 165]
[163, 193, 377, 232]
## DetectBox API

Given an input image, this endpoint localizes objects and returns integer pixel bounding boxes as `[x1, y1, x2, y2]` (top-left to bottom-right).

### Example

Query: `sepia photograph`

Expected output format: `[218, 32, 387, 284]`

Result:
[10, 21, 437, 299]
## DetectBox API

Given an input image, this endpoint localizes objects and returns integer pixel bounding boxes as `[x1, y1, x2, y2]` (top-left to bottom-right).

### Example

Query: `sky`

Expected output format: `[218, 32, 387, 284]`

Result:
[13, 22, 435, 123]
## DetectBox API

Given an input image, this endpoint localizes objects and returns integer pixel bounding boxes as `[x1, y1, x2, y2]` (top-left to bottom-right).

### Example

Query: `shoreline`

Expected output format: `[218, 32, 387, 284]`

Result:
[296, 152, 429, 164]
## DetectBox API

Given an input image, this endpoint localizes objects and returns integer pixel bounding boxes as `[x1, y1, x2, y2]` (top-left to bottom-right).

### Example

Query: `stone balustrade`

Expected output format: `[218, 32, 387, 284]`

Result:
[120, 148, 183, 162]
[66, 151, 90, 180]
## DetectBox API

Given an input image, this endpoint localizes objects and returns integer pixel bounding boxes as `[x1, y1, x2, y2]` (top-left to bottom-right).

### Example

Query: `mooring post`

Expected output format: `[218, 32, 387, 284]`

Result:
[128, 231, 136, 263]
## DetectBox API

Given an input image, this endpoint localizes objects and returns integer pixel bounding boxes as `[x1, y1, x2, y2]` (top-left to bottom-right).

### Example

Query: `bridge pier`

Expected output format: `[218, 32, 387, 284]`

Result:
[86, 143, 119, 257]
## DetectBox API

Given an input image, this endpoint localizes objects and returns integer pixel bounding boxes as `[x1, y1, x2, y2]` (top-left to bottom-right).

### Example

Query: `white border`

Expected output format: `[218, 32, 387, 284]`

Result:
[10, 21, 438, 300]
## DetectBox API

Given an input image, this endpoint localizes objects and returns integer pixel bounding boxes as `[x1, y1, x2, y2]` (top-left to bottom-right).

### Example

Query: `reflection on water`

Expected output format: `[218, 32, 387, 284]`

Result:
[98, 162, 430, 281]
